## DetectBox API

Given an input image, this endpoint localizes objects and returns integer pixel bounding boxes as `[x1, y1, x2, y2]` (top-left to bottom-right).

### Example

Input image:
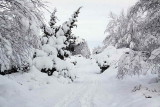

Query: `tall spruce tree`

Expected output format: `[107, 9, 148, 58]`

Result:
[62, 7, 82, 52]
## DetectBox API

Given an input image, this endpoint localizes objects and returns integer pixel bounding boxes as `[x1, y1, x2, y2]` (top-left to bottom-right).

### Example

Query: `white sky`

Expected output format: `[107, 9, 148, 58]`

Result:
[43, 0, 138, 49]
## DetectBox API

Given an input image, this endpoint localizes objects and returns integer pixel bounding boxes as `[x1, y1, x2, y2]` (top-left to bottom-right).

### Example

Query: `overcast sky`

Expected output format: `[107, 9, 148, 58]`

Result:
[43, 0, 137, 49]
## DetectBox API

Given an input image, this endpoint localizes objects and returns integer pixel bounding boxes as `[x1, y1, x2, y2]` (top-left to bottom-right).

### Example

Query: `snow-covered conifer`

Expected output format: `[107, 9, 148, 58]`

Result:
[62, 7, 82, 52]
[49, 8, 58, 29]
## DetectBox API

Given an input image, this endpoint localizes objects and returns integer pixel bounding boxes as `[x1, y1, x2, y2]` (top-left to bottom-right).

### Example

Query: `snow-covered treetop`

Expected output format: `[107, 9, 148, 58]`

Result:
[74, 37, 85, 45]
[49, 8, 58, 29]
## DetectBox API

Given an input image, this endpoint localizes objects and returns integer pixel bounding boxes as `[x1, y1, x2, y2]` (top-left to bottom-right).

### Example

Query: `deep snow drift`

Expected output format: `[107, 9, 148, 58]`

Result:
[0, 46, 160, 107]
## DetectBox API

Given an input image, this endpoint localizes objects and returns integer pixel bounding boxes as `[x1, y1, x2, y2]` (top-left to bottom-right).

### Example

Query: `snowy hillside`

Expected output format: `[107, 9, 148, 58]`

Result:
[1, 46, 160, 107]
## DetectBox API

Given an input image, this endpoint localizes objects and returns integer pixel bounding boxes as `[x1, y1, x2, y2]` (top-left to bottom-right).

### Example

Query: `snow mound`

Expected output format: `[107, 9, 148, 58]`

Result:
[33, 56, 53, 70]
[0, 75, 44, 107]
[93, 46, 129, 66]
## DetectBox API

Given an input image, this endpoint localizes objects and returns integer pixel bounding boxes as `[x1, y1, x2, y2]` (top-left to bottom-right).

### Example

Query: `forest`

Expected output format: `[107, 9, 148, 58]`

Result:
[0, 0, 160, 107]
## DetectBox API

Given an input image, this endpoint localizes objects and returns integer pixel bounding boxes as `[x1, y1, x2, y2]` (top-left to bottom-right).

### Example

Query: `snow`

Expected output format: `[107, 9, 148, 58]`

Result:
[0, 46, 160, 107]
[56, 28, 64, 37]
[33, 56, 53, 70]
[130, 41, 136, 49]
[42, 44, 57, 56]
[149, 47, 160, 60]
[35, 49, 47, 57]
[93, 46, 129, 66]
[45, 26, 54, 35]
[42, 37, 48, 45]
[48, 36, 57, 46]
[62, 23, 70, 33]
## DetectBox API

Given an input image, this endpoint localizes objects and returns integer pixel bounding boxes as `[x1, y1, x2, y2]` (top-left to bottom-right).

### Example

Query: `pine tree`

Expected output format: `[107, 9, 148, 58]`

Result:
[49, 8, 58, 29]
[62, 7, 82, 52]
[42, 8, 58, 38]
[51, 7, 82, 60]
[33, 8, 79, 81]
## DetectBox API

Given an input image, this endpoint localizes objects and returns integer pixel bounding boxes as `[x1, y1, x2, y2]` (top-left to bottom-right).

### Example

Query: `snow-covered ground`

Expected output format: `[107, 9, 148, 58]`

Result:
[0, 47, 160, 107]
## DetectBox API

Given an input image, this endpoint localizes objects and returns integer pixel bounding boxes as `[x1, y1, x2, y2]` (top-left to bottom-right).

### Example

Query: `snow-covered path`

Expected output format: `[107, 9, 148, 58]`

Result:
[44, 57, 103, 107]
[54, 73, 99, 107]
[1, 47, 160, 107]
[48, 56, 160, 107]
[26, 56, 109, 107]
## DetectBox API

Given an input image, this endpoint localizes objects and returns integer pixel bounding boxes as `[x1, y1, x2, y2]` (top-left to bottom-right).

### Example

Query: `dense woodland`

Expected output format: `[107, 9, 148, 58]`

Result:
[0, 0, 160, 106]
[98, 0, 160, 79]
[0, 0, 90, 81]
